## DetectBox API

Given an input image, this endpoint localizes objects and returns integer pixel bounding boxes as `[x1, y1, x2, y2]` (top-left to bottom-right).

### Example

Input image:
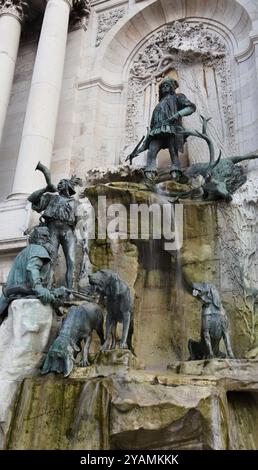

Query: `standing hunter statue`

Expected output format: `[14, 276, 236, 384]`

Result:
[28, 163, 83, 289]
[127, 76, 258, 200]
[127, 77, 196, 178]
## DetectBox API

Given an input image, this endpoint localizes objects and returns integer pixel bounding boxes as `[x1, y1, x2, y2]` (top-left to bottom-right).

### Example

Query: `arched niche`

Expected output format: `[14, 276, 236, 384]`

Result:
[94, 0, 252, 85]
[123, 20, 236, 166]
[78, 0, 258, 169]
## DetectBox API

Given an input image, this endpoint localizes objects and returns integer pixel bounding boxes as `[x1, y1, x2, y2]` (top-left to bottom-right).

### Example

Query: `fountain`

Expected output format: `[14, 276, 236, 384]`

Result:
[1, 78, 258, 451]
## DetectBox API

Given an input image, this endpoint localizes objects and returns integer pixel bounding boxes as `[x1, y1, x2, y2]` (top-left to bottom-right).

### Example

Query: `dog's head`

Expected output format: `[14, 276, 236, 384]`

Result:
[88, 269, 119, 296]
[42, 335, 77, 377]
[192, 283, 221, 309]
[89, 270, 107, 293]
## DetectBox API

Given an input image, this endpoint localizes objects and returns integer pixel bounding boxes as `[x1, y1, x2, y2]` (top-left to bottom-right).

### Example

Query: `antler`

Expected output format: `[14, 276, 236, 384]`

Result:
[70, 175, 83, 187]
[180, 116, 215, 166]
[211, 150, 222, 169]
[200, 115, 212, 135]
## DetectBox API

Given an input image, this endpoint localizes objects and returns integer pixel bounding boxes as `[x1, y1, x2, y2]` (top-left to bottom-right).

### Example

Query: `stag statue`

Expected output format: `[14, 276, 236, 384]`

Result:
[162, 115, 258, 201]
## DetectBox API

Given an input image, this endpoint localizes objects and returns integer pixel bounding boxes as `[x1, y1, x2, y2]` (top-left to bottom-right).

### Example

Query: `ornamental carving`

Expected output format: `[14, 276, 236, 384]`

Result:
[124, 21, 235, 162]
[130, 21, 226, 81]
[70, 0, 91, 27]
[0, 0, 29, 22]
[96, 7, 125, 46]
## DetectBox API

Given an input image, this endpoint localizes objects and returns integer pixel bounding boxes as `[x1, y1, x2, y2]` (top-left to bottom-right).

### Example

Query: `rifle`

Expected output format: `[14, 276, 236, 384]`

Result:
[55, 287, 96, 302]
[3, 285, 96, 303]
[125, 114, 180, 165]
[125, 136, 146, 165]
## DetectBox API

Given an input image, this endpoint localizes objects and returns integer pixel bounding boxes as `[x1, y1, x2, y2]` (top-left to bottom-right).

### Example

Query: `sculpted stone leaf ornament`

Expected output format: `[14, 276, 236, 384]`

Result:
[96, 6, 125, 46]
[130, 22, 226, 83]
[0, 0, 29, 22]
[70, 0, 91, 25]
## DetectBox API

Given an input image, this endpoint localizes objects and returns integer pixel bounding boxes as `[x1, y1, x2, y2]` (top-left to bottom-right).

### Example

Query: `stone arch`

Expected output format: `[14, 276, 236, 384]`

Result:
[77, 0, 258, 170]
[124, 20, 236, 166]
[94, 0, 252, 86]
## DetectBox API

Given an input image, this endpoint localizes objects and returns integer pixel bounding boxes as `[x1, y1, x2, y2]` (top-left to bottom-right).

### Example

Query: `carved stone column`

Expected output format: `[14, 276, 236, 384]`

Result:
[0, 0, 28, 143]
[10, 0, 90, 199]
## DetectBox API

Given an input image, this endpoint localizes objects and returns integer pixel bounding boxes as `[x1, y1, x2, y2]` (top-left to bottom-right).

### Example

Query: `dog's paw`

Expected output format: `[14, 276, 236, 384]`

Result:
[79, 360, 90, 367]
[205, 354, 214, 359]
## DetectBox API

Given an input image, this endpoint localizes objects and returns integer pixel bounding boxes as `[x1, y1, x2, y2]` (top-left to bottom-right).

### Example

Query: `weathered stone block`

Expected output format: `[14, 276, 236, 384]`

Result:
[0, 299, 53, 448]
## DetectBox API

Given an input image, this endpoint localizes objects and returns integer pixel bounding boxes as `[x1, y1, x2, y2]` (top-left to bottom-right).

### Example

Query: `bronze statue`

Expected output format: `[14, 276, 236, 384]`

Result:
[89, 269, 133, 350]
[42, 302, 104, 377]
[28, 163, 83, 289]
[0, 226, 64, 324]
[128, 111, 258, 200]
[127, 77, 196, 178]
[188, 283, 234, 360]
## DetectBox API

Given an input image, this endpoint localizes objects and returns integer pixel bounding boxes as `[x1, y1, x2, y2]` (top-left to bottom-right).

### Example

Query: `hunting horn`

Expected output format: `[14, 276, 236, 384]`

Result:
[35, 161, 57, 191]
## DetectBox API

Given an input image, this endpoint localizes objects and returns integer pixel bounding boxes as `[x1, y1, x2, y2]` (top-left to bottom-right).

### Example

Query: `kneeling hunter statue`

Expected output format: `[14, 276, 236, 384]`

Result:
[0, 226, 65, 325]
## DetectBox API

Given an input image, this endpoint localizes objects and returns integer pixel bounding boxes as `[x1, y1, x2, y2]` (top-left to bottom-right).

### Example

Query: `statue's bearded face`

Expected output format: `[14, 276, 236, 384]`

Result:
[38, 227, 51, 244]
[57, 179, 75, 197]
[57, 179, 69, 196]
[34, 227, 55, 259]
[160, 82, 173, 97]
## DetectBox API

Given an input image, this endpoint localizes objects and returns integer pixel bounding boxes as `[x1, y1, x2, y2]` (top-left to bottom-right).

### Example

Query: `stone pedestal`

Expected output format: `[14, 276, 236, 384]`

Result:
[5, 359, 258, 450]
[0, 299, 53, 448]
[167, 358, 258, 382]
[71, 349, 145, 380]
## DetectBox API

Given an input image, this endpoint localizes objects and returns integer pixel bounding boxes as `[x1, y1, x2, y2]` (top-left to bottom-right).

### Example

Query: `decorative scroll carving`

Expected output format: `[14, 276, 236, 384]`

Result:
[130, 21, 226, 81]
[96, 6, 125, 46]
[0, 0, 29, 22]
[124, 21, 235, 161]
[70, 0, 91, 27]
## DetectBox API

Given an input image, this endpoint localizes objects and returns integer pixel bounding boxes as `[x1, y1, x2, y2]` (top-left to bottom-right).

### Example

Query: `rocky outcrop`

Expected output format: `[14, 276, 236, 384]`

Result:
[5, 357, 258, 450]
[0, 299, 54, 448]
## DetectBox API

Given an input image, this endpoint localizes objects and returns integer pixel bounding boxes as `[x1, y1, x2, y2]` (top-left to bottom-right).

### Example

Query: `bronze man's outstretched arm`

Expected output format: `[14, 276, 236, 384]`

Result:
[27, 161, 57, 211]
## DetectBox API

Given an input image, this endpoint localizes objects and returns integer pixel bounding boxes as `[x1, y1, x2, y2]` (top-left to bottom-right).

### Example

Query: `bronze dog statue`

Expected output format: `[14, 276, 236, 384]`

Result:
[188, 283, 234, 360]
[89, 269, 133, 351]
[42, 302, 104, 377]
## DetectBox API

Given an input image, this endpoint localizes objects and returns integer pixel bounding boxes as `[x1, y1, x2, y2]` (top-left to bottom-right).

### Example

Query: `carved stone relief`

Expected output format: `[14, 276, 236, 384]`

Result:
[0, 0, 29, 22]
[96, 6, 125, 46]
[123, 21, 236, 165]
[216, 186, 258, 353]
[70, 0, 91, 28]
